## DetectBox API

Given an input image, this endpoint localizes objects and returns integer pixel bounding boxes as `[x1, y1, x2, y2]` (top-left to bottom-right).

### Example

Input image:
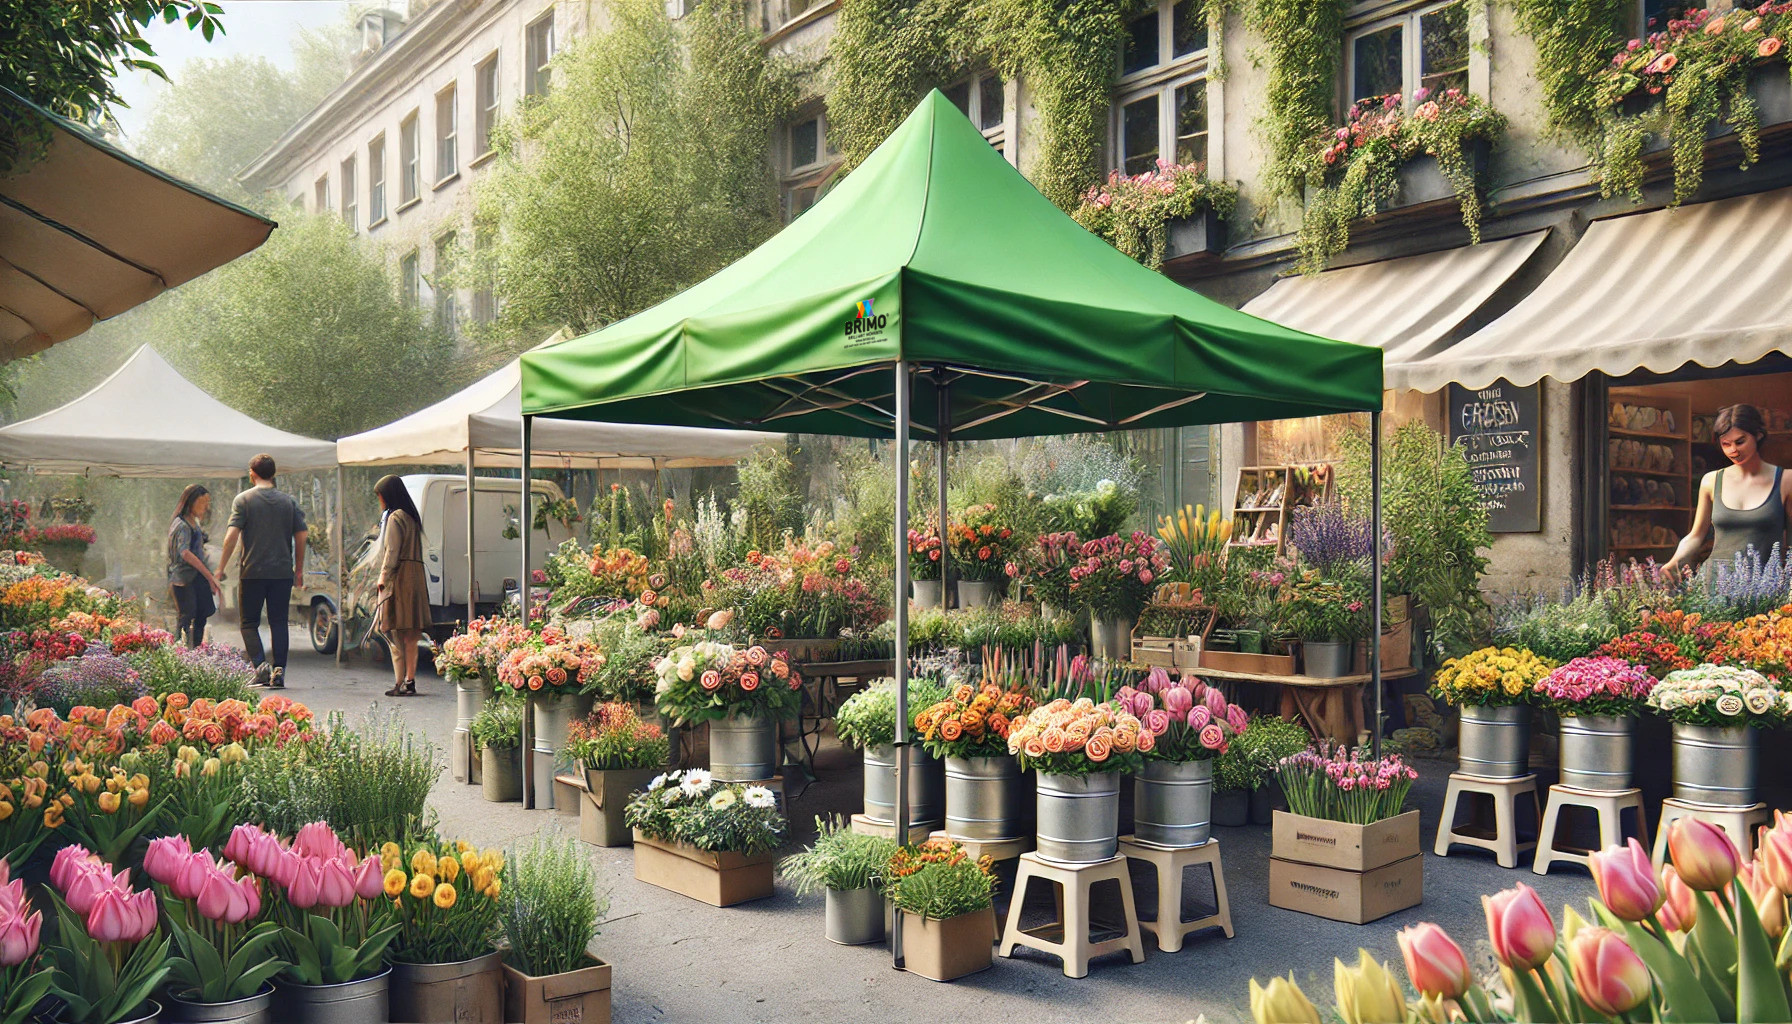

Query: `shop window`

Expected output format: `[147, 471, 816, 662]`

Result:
[436, 84, 458, 184]
[340, 156, 357, 231]
[368, 135, 387, 224]
[944, 72, 1007, 153]
[400, 251, 421, 308]
[400, 111, 420, 205]
[1346, 0, 1468, 106]
[476, 54, 499, 157]
[526, 12, 555, 99]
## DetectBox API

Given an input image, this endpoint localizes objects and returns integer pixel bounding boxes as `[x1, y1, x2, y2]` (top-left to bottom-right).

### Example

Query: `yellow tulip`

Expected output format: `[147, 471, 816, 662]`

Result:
[1250, 974, 1321, 1024]
[177, 745, 200, 764]
[97, 791, 120, 814]
[433, 882, 457, 910]
[411, 850, 437, 877]
[410, 872, 435, 899]
[202, 758, 220, 777]
[438, 855, 460, 883]
[127, 787, 149, 808]
[484, 878, 501, 900]
[0, 801, 11, 821]
[460, 851, 482, 876]
[1333, 950, 1406, 1024]
[384, 868, 407, 897]
[43, 804, 62, 828]
[218, 743, 247, 765]
[471, 866, 493, 893]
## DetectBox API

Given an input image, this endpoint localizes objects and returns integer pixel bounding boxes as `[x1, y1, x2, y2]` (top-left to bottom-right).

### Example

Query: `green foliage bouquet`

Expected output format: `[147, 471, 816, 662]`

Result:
[501, 833, 603, 979]
[470, 695, 523, 752]
[885, 838, 996, 922]
[779, 817, 897, 895]
[833, 677, 949, 751]
[623, 770, 785, 855]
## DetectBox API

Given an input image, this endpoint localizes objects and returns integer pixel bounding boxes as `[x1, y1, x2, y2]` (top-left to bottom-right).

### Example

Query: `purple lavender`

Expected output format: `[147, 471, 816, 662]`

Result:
[34, 649, 146, 713]
[1287, 501, 1385, 576]
[1691, 544, 1791, 620]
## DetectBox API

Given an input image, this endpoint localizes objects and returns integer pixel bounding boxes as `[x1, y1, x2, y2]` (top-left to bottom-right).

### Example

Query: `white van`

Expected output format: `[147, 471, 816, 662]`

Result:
[302, 475, 576, 653]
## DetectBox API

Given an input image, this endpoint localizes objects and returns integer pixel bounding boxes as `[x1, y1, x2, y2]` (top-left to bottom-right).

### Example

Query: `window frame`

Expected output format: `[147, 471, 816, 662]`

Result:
[313, 174, 330, 215]
[475, 52, 499, 159]
[1342, 0, 1471, 110]
[367, 134, 387, 226]
[340, 155, 357, 231]
[1112, 0, 1214, 176]
[944, 71, 1009, 156]
[779, 107, 840, 223]
[526, 11, 555, 99]
[400, 250, 421, 309]
[399, 111, 421, 207]
[432, 231, 459, 333]
[435, 82, 459, 186]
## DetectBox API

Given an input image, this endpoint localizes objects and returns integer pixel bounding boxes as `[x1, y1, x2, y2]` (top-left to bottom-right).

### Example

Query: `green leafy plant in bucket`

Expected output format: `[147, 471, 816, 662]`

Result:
[885, 838, 996, 922]
[780, 817, 899, 895]
[502, 832, 604, 978]
[834, 677, 950, 751]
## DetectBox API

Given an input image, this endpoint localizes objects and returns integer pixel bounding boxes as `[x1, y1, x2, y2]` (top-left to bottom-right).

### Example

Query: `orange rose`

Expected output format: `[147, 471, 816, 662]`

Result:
[952, 684, 974, 704]
[1111, 729, 1136, 754]
[1085, 735, 1111, 761]
[939, 719, 963, 741]
[1022, 736, 1048, 759]
[988, 712, 1010, 738]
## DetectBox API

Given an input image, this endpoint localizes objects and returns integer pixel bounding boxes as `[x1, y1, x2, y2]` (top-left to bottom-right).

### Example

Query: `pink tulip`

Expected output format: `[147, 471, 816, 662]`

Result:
[222, 824, 258, 866]
[1740, 862, 1787, 939]
[64, 863, 124, 917]
[142, 835, 192, 887]
[268, 849, 300, 889]
[50, 844, 97, 892]
[1396, 922, 1470, 999]
[293, 821, 347, 862]
[1163, 687, 1192, 716]
[1758, 813, 1792, 897]
[85, 888, 134, 942]
[1668, 818, 1740, 891]
[196, 867, 235, 922]
[1568, 927, 1651, 1016]
[1203, 688, 1227, 715]
[123, 888, 159, 943]
[173, 851, 214, 901]
[1659, 865, 1697, 933]
[1483, 883, 1555, 971]
[287, 859, 322, 910]
[1189, 705, 1211, 730]
[1589, 838, 1664, 921]
[225, 877, 261, 925]
[352, 855, 384, 900]
[315, 857, 356, 908]
[0, 900, 39, 966]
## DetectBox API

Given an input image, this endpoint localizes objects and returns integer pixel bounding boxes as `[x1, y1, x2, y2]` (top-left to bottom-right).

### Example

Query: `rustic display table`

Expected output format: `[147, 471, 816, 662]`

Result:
[1180, 665, 1419, 744]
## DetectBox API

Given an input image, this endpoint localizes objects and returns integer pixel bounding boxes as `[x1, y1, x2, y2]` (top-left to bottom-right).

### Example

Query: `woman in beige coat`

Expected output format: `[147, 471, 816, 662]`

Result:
[375, 475, 432, 696]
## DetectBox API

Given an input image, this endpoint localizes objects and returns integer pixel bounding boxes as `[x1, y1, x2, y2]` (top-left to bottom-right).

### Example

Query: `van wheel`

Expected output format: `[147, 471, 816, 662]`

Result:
[309, 599, 339, 655]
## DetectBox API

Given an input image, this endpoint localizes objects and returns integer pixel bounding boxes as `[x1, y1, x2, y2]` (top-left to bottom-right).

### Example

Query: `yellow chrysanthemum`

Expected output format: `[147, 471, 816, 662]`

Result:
[433, 882, 457, 910]
[384, 868, 407, 897]
[411, 850, 437, 877]
[409, 872, 435, 899]
[438, 855, 460, 883]
[381, 841, 401, 862]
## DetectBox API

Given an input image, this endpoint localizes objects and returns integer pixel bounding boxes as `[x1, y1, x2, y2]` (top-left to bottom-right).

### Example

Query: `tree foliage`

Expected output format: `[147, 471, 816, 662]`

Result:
[828, 0, 975, 168]
[471, 0, 800, 337]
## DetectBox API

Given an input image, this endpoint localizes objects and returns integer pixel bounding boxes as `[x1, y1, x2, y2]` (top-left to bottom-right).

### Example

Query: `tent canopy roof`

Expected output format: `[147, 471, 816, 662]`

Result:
[0, 88, 276, 361]
[0, 347, 335, 477]
[336, 359, 778, 468]
[522, 92, 1382, 439]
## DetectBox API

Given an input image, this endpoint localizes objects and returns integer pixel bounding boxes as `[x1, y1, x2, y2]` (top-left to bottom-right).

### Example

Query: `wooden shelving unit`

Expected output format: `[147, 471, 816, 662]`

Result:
[1608, 388, 1692, 555]
[1228, 463, 1333, 558]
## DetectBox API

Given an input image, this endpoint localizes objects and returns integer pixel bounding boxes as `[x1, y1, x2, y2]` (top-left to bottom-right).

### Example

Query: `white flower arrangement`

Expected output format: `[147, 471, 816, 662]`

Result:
[624, 769, 786, 855]
[1646, 664, 1792, 727]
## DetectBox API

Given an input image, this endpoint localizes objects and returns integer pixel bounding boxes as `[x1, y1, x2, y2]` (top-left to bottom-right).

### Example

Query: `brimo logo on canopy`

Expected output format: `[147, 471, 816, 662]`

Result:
[843, 297, 889, 347]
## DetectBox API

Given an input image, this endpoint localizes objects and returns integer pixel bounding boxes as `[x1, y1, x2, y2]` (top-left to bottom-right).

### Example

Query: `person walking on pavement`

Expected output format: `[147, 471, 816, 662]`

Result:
[217, 454, 307, 688]
[373, 475, 430, 697]
[167, 484, 221, 647]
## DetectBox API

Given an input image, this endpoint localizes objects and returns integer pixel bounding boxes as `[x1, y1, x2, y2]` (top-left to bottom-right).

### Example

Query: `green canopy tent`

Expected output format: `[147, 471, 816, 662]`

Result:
[522, 90, 1384, 963]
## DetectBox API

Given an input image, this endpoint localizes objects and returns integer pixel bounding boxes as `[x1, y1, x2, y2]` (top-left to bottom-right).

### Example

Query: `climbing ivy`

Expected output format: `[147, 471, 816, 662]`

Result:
[1506, 0, 1630, 150]
[827, 0, 976, 167]
[1244, 0, 1351, 204]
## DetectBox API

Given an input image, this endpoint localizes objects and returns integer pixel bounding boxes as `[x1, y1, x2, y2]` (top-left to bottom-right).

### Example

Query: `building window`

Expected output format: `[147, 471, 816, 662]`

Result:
[368, 135, 387, 224]
[400, 251, 421, 308]
[944, 72, 1006, 153]
[526, 12, 555, 98]
[1345, 0, 1468, 106]
[780, 110, 838, 222]
[314, 175, 330, 215]
[433, 232, 458, 332]
[472, 225, 496, 324]
[1114, 0, 1210, 175]
[476, 55, 499, 156]
[340, 156, 357, 230]
[436, 84, 458, 183]
[400, 111, 420, 205]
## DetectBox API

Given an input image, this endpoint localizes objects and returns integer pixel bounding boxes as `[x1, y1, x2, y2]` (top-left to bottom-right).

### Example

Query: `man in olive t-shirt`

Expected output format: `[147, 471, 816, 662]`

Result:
[217, 453, 307, 688]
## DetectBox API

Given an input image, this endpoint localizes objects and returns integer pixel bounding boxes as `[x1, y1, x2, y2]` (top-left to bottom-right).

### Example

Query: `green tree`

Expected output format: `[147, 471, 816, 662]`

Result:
[471, 0, 800, 337]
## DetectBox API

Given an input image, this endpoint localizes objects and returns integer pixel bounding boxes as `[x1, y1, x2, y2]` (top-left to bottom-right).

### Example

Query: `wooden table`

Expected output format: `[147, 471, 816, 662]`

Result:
[781, 658, 893, 788]
[1182, 665, 1420, 745]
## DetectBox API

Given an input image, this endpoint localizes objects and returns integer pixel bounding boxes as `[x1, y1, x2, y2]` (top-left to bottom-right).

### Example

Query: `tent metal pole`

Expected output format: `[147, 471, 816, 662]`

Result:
[891, 360, 911, 972]
[334, 466, 344, 670]
[466, 439, 477, 630]
[1371, 410, 1384, 759]
[938, 378, 950, 610]
[521, 415, 534, 811]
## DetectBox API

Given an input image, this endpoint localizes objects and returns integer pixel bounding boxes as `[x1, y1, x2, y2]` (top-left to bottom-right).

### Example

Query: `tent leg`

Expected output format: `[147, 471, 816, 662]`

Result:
[334, 466, 344, 670]
[892, 361, 911, 972]
[466, 447, 477, 629]
[937, 378, 950, 610]
[1371, 410, 1384, 759]
[521, 415, 534, 811]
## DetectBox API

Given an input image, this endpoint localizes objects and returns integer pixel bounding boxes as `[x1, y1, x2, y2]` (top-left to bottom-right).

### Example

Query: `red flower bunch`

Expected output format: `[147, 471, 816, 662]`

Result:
[1597, 631, 1697, 678]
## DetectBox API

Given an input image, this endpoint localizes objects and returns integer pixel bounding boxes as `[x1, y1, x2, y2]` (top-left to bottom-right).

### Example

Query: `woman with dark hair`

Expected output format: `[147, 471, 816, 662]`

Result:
[167, 484, 221, 647]
[1665, 403, 1792, 573]
[374, 475, 431, 696]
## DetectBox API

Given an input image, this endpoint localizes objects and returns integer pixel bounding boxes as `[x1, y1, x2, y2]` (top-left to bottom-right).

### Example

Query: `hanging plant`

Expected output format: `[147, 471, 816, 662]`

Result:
[1245, 0, 1351, 204]
[1072, 161, 1239, 269]
[1296, 89, 1506, 275]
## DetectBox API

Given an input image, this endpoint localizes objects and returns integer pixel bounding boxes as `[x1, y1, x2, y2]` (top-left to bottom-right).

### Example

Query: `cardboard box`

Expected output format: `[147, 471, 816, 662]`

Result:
[632, 831, 776, 907]
[1352, 620, 1414, 674]
[553, 774, 585, 818]
[580, 768, 660, 847]
[1268, 853, 1424, 924]
[899, 908, 995, 982]
[502, 956, 612, 1024]
[1271, 810, 1421, 872]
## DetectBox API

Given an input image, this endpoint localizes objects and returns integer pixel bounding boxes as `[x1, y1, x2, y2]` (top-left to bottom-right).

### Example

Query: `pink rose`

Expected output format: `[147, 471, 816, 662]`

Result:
[740, 672, 760, 691]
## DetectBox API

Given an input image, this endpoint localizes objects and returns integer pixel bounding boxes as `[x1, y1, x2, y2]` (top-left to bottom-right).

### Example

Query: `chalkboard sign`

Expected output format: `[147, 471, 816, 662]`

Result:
[1448, 380, 1542, 533]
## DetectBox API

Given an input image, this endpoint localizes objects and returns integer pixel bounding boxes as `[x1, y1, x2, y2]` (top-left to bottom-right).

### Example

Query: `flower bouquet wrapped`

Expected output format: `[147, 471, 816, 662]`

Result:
[1006, 697, 1149, 775]
[1532, 656, 1658, 716]
[1430, 646, 1555, 707]
[652, 641, 802, 726]
[1115, 667, 1247, 762]
[1276, 744, 1419, 825]
[1646, 664, 1792, 726]
[623, 770, 784, 855]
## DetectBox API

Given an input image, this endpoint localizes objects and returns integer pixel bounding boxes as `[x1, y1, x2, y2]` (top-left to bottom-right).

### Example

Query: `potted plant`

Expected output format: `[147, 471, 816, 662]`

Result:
[885, 839, 998, 982]
[1647, 664, 1790, 806]
[1066, 532, 1168, 660]
[1007, 697, 1148, 863]
[500, 834, 611, 1024]
[34, 523, 97, 576]
[946, 504, 1013, 608]
[380, 838, 504, 1024]
[1013, 531, 1081, 619]
[1071, 160, 1239, 269]
[0, 858, 55, 1024]
[1279, 571, 1369, 678]
[1531, 656, 1658, 792]
[1239, 715, 1314, 824]
[654, 642, 802, 783]
[1116, 669, 1247, 848]
[471, 696, 524, 803]
[906, 524, 946, 608]
[1267, 744, 1423, 924]
[496, 625, 607, 811]
[779, 817, 899, 946]
[1431, 646, 1555, 780]
[624, 770, 784, 906]
[915, 676, 1038, 844]
[43, 845, 172, 1024]
[221, 823, 397, 1024]
[568, 703, 670, 847]
[437, 617, 531, 785]
[836, 677, 949, 829]
[143, 835, 286, 1024]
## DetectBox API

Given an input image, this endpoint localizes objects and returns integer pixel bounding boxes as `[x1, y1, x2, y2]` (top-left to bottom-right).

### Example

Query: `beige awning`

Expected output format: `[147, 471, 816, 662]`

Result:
[0, 88, 275, 361]
[1241, 231, 1549, 392]
[1396, 186, 1792, 394]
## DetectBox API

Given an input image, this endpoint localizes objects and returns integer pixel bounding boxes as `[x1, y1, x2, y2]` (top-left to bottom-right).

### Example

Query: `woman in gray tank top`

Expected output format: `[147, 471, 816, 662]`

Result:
[1665, 403, 1792, 574]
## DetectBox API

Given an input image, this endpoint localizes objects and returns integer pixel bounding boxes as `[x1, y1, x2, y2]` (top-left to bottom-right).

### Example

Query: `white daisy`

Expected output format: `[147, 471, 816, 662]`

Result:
[708, 789, 738, 811]
[647, 773, 668, 792]
[742, 786, 776, 809]
[679, 768, 714, 797]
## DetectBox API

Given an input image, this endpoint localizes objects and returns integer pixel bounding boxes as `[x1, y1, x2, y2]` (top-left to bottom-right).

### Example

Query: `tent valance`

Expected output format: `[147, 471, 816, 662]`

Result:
[0, 88, 276, 361]
[1242, 232, 1549, 392]
[1391, 187, 1792, 394]
[0, 347, 335, 477]
[335, 359, 777, 468]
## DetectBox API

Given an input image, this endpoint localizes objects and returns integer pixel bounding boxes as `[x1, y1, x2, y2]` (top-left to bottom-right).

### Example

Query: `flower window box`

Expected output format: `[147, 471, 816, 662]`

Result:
[1163, 208, 1228, 262]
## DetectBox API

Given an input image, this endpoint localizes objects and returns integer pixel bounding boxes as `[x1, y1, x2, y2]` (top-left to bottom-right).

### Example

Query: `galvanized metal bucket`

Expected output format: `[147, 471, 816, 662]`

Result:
[109, 1001, 161, 1024]
[1036, 771, 1121, 863]
[453, 679, 482, 784]
[1133, 759, 1214, 849]
[388, 952, 502, 1024]
[1302, 641, 1351, 679]
[1091, 617, 1133, 661]
[530, 695, 575, 810]
[957, 580, 998, 608]
[1558, 714, 1635, 791]
[480, 745, 522, 803]
[1673, 723, 1758, 806]
[710, 710, 777, 782]
[824, 886, 886, 946]
[271, 969, 389, 1024]
[166, 987, 271, 1024]
[1458, 704, 1531, 779]
[861, 743, 943, 825]
[911, 579, 943, 608]
[944, 756, 1032, 842]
